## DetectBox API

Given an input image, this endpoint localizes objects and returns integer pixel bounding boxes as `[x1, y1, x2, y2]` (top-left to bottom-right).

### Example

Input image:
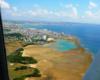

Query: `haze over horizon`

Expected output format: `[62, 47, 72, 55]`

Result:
[1, 0, 100, 24]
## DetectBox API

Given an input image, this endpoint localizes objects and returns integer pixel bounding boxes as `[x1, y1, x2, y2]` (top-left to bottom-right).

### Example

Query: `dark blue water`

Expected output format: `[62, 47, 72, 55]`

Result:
[17, 22, 100, 80]
[6, 21, 100, 79]
[24, 23, 100, 56]
[83, 53, 100, 80]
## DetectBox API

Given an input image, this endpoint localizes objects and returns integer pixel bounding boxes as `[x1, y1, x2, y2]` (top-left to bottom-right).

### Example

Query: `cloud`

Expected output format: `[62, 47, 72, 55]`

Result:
[80, 1, 100, 23]
[11, 10, 27, 17]
[65, 4, 78, 18]
[72, 7, 78, 17]
[80, 10, 100, 24]
[0, 0, 23, 17]
[0, 0, 10, 9]
[0, 0, 79, 21]
[12, 3, 79, 20]
[11, 12, 20, 17]
[28, 8, 51, 18]
[28, 8, 78, 19]
[85, 11, 95, 17]
[84, 10, 100, 21]
[88, 1, 97, 9]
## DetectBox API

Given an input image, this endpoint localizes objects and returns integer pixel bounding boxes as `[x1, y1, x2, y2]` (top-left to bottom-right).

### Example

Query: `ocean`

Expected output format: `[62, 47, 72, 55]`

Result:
[5, 21, 100, 56]
[5, 21, 100, 79]
[23, 22, 100, 57]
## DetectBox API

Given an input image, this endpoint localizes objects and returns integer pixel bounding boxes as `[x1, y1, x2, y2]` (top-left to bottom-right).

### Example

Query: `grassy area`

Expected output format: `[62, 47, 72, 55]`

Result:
[8, 63, 41, 80]
[23, 45, 92, 80]
[7, 46, 41, 80]
[5, 40, 24, 55]
[5, 37, 92, 80]
[7, 47, 38, 64]
[8, 63, 32, 80]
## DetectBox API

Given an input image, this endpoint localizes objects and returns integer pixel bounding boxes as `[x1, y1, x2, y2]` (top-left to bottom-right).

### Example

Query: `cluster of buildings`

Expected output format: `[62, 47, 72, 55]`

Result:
[3, 22, 62, 44]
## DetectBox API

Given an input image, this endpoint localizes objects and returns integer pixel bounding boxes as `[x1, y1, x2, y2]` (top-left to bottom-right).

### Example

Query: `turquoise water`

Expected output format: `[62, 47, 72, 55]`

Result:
[5, 21, 100, 55]
[49, 39, 77, 52]
[23, 23, 100, 56]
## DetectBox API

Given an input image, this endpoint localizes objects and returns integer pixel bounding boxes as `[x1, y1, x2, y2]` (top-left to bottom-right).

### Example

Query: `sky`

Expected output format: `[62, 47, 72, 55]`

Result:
[0, 0, 100, 24]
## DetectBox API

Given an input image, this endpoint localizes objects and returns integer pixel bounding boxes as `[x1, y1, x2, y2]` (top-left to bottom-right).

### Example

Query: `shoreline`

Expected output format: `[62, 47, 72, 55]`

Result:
[4, 22, 93, 80]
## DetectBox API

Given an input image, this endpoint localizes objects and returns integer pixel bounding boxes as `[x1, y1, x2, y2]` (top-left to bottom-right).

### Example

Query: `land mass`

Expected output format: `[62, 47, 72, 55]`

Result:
[3, 22, 92, 80]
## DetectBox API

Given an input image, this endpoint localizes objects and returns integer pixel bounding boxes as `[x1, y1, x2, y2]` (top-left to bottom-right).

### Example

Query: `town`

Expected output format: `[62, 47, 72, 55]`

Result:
[3, 22, 77, 46]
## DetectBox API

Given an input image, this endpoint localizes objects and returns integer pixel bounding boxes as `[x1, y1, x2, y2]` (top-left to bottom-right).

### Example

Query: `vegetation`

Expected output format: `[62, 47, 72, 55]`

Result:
[31, 68, 41, 77]
[14, 66, 29, 71]
[13, 76, 25, 80]
[5, 33, 23, 37]
[7, 49, 37, 64]
[7, 47, 41, 80]
[16, 48, 24, 52]
[4, 33, 24, 40]
[4, 29, 11, 32]
[13, 68, 41, 80]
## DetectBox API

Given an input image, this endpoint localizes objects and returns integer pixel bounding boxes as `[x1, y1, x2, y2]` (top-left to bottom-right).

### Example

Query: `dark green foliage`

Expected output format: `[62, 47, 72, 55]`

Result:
[8, 47, 41, 80]
[4, 29, 11, 32]
[7, 50, 37, 64]
[31, 68, 41, 77]
[4, 33, 23, 40]
[7, 51, 23, 63]
[13, 68, 41, 80]
[13, 76, 26, 80]
[5, 33, 23, 37]
[20, 57, 37, 64]
[14, 66, 29, 71]
[16, 48, 24, 52]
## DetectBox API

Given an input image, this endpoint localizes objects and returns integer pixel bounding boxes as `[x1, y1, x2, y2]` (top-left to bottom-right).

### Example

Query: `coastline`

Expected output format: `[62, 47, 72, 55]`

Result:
[3, 22, 93, 80]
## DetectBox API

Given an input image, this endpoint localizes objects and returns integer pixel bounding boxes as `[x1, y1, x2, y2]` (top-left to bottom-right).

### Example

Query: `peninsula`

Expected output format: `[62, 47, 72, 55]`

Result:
[3, 22, 92, 80]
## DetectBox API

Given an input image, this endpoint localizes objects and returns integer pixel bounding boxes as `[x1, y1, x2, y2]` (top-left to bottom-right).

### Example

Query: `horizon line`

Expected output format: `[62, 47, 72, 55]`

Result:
[2, 19, 100, 25]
